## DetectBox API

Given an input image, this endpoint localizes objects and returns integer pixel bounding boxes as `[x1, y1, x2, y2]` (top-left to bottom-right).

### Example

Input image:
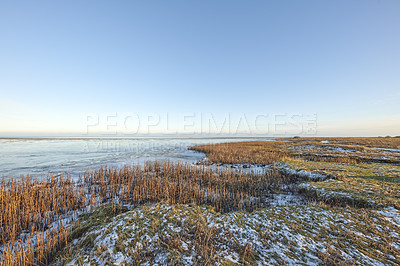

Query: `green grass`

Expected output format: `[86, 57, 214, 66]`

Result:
[50, 138, 400, 265]
[284, 159, 400, 179]
[283, 159, 400, 208]
[53, 202, 400, 265]
[52, 204, 129, 265]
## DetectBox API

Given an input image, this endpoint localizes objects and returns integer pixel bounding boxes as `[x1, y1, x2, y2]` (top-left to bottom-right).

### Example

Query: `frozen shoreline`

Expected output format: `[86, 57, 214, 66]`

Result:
[0, 137, 268, 179]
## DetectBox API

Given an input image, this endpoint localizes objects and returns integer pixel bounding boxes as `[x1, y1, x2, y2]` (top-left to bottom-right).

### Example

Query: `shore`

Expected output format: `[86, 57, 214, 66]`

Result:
[1, 137, 399, 265]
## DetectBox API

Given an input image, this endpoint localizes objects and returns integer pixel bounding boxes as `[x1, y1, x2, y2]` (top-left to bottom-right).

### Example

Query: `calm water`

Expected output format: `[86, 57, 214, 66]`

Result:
[0, 137, 265, 179]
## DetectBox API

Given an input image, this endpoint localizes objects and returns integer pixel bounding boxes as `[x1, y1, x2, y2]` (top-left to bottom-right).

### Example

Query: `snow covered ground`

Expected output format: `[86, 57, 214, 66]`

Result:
[48, 147, 400, 265]
[59, 202, 400, 265]
[6, 138, 399, 265]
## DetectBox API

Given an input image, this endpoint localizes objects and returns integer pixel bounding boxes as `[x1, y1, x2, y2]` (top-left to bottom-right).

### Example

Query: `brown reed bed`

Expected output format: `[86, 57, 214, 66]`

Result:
[189, 141, 290, 165]
[0, 161, 292, 265]
[0, 174, 85, 265]
[282, 136, 400, 149]
[3, 137, 398, 264]
[190, 137, 400, 165]
[189, 138, 400, 209]
[82, 161, 293, 213]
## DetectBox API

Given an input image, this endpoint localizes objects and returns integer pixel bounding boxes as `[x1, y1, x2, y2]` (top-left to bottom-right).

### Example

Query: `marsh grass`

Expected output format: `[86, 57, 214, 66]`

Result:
[287, 136, 400, 149]
[0, 174, 85, 265]
[191, 138, 400, 211]
[2, 137, 399, 264]
[1, 161, 292, 265]
[190, 137, 400, 165]
[59, 202, 400, 265]
[283, 158, 400, 208]
[189, 141, 290, 165]
[83, 161, 293, 213]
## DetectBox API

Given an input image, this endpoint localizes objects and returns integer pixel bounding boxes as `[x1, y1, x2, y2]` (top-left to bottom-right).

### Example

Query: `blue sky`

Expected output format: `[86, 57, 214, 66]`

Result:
[0, 0, 399, 136]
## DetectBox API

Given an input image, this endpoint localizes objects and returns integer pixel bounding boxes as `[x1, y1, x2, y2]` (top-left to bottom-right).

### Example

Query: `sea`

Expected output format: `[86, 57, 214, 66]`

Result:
[0, 137, 266, 180]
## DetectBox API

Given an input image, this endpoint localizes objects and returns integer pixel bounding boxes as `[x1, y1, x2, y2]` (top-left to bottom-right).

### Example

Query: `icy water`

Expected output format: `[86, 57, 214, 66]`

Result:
[0, 137, 265, 179]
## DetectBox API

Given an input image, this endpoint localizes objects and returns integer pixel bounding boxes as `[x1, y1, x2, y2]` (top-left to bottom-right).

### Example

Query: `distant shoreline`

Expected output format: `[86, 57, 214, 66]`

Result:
[0, 136, 275, 141]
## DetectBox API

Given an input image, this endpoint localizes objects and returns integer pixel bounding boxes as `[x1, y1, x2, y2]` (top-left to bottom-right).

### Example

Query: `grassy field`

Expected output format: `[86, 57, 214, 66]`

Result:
[191, 137, 400, 209]
[1, 137, 399, 265]
[57, 202, 399, 265]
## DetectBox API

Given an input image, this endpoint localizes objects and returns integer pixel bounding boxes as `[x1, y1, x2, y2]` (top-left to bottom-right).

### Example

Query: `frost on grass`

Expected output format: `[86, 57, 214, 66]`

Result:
[55, 202, 400, 266]
[277, 162, 330, 181]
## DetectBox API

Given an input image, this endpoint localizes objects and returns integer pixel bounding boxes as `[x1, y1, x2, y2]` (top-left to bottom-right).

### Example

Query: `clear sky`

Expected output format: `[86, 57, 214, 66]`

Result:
[0, 0, 399, 137]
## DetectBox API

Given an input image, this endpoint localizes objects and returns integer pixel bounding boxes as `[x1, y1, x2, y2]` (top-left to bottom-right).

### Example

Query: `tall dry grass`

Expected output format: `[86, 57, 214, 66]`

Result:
[82, 161, 291, 213]
[190, 138, 400, 165]
[3, 137, 395, 264]
[1, 161, 290, 265]
[278, 137, 400, 149]
[0, 174, 85, 265]
[190, 141, 290, 165]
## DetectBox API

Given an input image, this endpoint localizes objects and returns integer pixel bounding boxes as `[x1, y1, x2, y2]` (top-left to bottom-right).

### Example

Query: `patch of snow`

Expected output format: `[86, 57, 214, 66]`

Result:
[278, 163, 330, 181]
[375, 148, 400, 153]
[60, 203, 400, 265]
[265, 193, 306, 207]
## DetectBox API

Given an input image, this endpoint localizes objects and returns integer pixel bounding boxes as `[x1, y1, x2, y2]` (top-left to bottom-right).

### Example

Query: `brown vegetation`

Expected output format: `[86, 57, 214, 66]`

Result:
[82, 161, 292, 213]
[190, 137, 400, 165]
[0, 175, 84, 265]
[2, 137, 399, 264]
[189, 141, 290, 165]
[1, 161, 291, 265]
[285, 136, 400, 149]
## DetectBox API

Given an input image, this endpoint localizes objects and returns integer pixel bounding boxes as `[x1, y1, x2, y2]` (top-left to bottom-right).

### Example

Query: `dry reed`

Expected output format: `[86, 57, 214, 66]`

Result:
[0, 161, 290, 265]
